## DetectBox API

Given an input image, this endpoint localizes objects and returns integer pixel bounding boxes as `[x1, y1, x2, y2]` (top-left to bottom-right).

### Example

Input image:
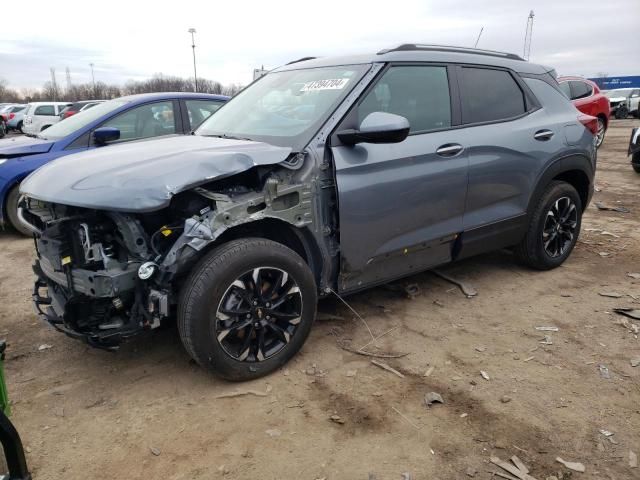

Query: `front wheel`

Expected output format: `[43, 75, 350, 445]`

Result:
[515, 181, 582, 270]
[633, 163, 640, 174]
[178, 238, 317, 381]
[615, 106, 629, 119]
[6, 185, 33, 236]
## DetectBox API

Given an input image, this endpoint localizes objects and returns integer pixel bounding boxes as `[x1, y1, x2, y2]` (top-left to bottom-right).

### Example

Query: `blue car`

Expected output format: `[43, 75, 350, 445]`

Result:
[0, 92, 228, 234]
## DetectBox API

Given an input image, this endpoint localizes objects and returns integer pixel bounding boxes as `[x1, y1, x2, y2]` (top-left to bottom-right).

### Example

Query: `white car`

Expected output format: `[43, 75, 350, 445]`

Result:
[604, 88, 640, 119]
[22, 102, 71, 135]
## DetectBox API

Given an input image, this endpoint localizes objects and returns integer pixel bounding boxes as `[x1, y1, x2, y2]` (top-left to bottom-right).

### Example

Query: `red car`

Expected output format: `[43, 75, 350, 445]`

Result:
[558, 76, 610, 148]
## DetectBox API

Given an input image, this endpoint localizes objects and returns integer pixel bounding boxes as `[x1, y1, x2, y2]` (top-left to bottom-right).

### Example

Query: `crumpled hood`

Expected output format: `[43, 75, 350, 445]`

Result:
[0, 135, 54, 157]
[20, 135, 292, 212]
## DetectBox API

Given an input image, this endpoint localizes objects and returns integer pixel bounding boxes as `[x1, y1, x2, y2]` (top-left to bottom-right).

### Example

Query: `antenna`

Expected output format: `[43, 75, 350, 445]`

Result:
[523, 10, 535, 61]
[65, 67, 72, 92]
[474, 27, 484, 48]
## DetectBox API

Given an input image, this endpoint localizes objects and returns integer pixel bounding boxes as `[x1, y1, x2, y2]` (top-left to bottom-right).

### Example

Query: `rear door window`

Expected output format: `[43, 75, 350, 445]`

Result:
[460, 67, 526, 124]
[356, 65, 451, 133]
[569, 81, 592, 100]
[185, 100, 224, 130]
[34, 105, 55, 116]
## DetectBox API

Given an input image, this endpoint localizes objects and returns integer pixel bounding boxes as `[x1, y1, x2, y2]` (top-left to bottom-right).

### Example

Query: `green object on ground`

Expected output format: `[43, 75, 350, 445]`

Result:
[0, 340, 10, 416]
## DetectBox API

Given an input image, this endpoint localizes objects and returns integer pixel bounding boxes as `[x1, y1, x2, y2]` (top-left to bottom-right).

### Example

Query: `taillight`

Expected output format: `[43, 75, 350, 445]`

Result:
[63, 111, 75, 119]
[578, 114, 598, 136]
[9, 113, 15, 120]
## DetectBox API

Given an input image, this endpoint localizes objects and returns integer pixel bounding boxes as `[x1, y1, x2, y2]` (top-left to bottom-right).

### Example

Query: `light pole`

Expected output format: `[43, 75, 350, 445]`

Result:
[188, 28, 198, 92]
[89, 63, 96, 96]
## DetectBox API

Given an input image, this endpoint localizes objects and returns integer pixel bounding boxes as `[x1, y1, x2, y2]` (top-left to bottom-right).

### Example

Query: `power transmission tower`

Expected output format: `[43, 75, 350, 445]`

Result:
[50, 67, 58, 101]
[523, 10, 535, 61]
[65, 67, 72, 94]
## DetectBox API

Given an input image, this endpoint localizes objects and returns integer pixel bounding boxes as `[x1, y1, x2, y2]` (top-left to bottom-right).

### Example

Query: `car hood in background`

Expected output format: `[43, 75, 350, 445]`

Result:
[20, 135, 292, 211]
[0, 135, 54, 157]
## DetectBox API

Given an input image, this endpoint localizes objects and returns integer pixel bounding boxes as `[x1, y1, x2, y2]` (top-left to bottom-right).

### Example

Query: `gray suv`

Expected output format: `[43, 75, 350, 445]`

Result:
[20, 45, 596, 380]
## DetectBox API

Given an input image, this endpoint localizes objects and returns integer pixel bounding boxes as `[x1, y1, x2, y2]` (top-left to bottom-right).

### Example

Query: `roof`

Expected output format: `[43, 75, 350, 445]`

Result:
[273, 44, 552, 75]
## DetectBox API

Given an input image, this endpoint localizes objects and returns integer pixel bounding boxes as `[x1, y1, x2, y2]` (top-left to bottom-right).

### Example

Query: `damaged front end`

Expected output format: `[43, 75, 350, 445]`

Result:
[23, 161, 314, 350]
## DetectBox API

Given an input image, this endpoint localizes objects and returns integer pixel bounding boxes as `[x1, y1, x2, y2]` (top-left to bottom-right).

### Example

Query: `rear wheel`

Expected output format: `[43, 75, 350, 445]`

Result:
[633, 164, 640, 174]
[6, 185, 32, 236]
[595, 118, 606, 148]
[615, 105, 629, 119]
[178, 238, 317, 381]
[515, 181, 582, 270]
[17, 121, 23, 133]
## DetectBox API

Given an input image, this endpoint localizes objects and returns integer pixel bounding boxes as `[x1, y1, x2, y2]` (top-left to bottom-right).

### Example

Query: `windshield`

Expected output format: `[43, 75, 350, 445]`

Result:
[605, 89, 631, 98]
[196, 65, 369, 149]
[37, 99, 129, 141]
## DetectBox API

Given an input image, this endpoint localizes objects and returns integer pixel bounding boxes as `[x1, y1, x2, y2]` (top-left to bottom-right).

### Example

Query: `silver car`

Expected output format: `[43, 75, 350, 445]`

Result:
[21, 44, 596, 380]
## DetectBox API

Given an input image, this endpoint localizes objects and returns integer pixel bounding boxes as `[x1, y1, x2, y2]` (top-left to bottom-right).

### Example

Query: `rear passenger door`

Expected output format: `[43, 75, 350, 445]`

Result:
[457, 66, 558, 250]
[332, 64, 468, 291]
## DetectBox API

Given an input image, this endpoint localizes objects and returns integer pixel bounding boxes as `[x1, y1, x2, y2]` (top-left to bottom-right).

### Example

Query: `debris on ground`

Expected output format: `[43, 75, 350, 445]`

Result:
[594, 201, 630, 213]
[616, 317, 640, 334]
[539, 335, 553, 345]
[598, 291, 624, 298]
[336, 338, 409, 359]
[630, 450, 638, 468]
[535, 326, 559, 332]
[432, 270, 478, 298]
[149, 446, 161, 456]
[500, 395, 512, 404]
[401, 473, 412, 480]
[599, 429, 614, 437]
[265, 428, 282, 437]
[370, 360, 405, 378]
[330, 414, 345, 424]
[404, 283, 420, 298]
[556, 457, 586, 472]
[600, 230, 620, 238]
[215, 385, 272, 399]
[423, 365, 435, 377]
[613, 307, 640, 320]
[465, 466, 476, 477]
[345, 370, 357, 377]
[490, 455, 535, 480]
[480, 370, 490, 381]
[627, 272, 640, 279]
[598, 364, 611, 379]
[631, 357, 640, 367]
[475, 346, 487, 352]
[391, 406, 420, 430]
[424, 392, 444, 407]
[38, 344, 53, 351]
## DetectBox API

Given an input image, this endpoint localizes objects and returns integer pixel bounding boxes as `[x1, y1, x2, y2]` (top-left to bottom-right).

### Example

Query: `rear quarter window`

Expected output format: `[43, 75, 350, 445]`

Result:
[34, 105, 55, 116]
[460, 67, 526, 124]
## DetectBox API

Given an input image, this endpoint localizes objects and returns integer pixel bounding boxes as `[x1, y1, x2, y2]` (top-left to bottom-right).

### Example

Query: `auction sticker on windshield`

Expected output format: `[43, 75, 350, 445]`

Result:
[301, 78, 349, 91]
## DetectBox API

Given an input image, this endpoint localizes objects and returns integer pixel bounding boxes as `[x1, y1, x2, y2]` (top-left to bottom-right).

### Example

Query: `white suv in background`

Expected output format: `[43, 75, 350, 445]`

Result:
[22, 102, 71, 135]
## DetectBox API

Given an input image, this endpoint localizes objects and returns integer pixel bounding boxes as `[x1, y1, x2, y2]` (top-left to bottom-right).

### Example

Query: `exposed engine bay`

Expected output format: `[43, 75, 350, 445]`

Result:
[24, 167, 314, 349]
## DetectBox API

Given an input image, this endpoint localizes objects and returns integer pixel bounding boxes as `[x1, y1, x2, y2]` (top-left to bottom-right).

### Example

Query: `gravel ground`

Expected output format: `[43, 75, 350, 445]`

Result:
[1, 119, 639, 480]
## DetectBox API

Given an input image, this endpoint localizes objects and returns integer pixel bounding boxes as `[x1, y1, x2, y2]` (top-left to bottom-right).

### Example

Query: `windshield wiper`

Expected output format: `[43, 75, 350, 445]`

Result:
[205, 134, 254, 142]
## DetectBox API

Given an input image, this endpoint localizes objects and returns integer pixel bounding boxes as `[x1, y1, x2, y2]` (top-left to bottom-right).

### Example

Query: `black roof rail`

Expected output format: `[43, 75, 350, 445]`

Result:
[377, 44, 525, 61]
[286, 56, 317, 65]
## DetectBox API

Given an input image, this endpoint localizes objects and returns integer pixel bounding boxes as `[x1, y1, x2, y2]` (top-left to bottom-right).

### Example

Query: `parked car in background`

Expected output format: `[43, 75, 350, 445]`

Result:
[19, 45, 597, 380]
[59, 100, 105, 120]
[558, 77, 610, 148]
[0, 92, 228, 234]
[629, 127, 640, 173]
[2, 105, 27, 133]
[22, 102, 72, 135]
[605, 88, 640, 119]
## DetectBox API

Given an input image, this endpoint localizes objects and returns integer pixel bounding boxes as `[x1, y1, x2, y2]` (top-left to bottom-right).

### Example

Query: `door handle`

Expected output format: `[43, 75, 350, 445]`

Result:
[534, 129, 554, 141]
[435, 143, 464, 157]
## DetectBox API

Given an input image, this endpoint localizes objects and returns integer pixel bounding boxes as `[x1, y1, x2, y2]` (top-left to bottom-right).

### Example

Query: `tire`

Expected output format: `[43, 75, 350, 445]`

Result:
[633, 164, 640, 174]
[17, 121, 23, 133]
[515, 181, 582, 270]
[178, 238, 317, 381]
[595, 117, 606, 149]
[615, 106, 629, 119]
[0, 122, 5, 139]
[6, 185, 33, 236]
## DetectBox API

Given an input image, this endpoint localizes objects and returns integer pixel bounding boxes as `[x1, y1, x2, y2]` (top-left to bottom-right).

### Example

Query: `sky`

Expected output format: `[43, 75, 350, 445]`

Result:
[1, 0, 638, 91]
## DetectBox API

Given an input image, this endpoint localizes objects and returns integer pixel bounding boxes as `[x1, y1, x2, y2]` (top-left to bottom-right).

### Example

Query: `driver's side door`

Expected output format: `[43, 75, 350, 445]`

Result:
[331, 64, 469, 292]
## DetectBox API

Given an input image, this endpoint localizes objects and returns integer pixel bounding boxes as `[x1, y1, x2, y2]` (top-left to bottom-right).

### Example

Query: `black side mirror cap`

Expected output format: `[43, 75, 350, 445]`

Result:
[337, 112, 410, 145]
[93, 127, 120, 145]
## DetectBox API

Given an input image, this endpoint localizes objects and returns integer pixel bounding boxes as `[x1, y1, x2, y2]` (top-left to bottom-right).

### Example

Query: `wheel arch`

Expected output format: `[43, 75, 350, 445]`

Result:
[206, 218, 324, 283]
[528, 154, 594, 215]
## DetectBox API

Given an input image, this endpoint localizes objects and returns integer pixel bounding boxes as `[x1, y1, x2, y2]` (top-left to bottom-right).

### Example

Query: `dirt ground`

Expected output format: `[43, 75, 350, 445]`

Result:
[1, 120, 639, 480]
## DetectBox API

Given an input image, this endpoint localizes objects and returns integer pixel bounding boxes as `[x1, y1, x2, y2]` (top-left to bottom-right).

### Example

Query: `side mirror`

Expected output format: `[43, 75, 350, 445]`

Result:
[93, 127, 120, 145]
[338, 112, 410, 145]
